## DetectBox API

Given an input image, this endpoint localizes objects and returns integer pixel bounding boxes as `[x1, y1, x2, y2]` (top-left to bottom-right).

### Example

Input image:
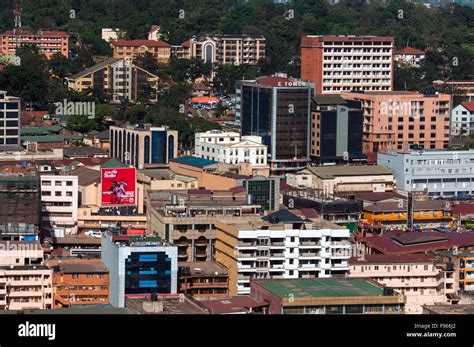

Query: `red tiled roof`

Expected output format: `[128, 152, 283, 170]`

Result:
[460, 102, 474, 112]
[398, 47, 425, 55]
[359, 231, 474, 254]
[289, 208, 320, 220]
[229, 186, 246, 194]
[190, 96, 219, 103]
[181, 40, 191, 48]
[452, 203, 474, 215]
[349, 253, 436, 265]
[112, 39, 170, 48]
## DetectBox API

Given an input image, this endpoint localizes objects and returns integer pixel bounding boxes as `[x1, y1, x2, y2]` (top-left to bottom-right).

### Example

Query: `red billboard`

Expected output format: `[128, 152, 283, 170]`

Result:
[101, 167, 136, 206]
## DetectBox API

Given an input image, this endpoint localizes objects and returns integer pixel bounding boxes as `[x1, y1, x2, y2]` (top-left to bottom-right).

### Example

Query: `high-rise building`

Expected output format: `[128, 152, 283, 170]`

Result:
[311, 95, 364, 163]
[236, 74, 315, 176]
[109, 125, 178, 169]
[0, 90, 20, 146]
[341, 91, 450, 155]
[0, 30, 69, 59]
[301, 35, 394, 94]
[101, 231, 177, 308]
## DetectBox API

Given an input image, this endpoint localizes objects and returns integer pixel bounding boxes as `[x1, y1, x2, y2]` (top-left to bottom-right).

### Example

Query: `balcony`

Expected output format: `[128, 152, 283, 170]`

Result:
[300, 252, 321, 258]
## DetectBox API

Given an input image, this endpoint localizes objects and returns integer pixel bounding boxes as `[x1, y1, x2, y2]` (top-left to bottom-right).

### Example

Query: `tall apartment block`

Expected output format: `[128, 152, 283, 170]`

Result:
[236, 74, 315, 176]
[301, 35, 394, 94]
[101, 231, 177, 308]
[215, 210, 351, 295]
[0, 240, 52, 310]
[109, 125, 178, 169]
[0, 90, 20, 146]
[311, 95, 364, 163]
[40, 173, 78, 237]
[67, 58, 159, 103]
[342, 91, 450, 155]
[173, 35, 265, 65]
[112, 39, 171, 63]
[0, 30, 69, 59]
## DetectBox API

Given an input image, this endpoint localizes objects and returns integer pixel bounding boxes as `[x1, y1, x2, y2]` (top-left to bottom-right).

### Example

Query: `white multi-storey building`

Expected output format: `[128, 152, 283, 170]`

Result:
[40, 173, 78, 237]
[451, 102, 474, 136]
[378, 149, 474, 197]
[195, 130, 267, 166]
[216, 210, 351, 295]
[0, 240, 52, 310]
[0, 90, 20, 146]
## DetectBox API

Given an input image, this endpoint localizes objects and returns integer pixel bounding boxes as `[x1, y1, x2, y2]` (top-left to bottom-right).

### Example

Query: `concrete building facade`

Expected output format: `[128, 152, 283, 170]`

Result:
[101, 232, 178, 308]
[378, 149, 474, 197]
[341, 91, 451, 155]
[301, 35, 394, 94]
[110, 125, 178, 169]
[215, 210, 351, 295]
[40, 174, 78, 237]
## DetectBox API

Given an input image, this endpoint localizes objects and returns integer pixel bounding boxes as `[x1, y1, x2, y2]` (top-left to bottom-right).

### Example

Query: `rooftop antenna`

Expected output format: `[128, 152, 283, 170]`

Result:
[13, 4, 22, 51]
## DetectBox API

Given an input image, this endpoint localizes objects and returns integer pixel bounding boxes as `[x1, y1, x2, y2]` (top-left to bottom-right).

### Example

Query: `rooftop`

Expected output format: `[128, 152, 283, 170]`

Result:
[171, 156, 218, 168]
[363, 200, 449, 213]
[112, 39, 171, 48]
[179, 261, 228, 276]
[125, 296, 207, 315]
[53, 262, 108, 274]
[359, 231, 474, 254]
[255, 278, 384, 299]
[69, 166, 101, 186]
[423, 304, 474, 314]
[305, 165, 393, 179]
[349, 253, 436, 265]
[197, 296, 268, 314]
[63, 146, 108, 158]
[398, 47, 425, 55]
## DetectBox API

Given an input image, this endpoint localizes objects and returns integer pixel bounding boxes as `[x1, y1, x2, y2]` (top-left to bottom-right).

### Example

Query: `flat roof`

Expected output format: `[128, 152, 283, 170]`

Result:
[197, 296, 268, 314]
[349, 253, 436, 265]
[305, 165, 392, 179]
[179, 261, 228, 276]
[360, 231, 474, 254]
[125, 296, 207, 314]
[363, 200, 449, 213]
[423, 304, 474, 314]
[171, 156, 218, 168]
[55, 262, 108, 274]
[256, 278, 383, 299]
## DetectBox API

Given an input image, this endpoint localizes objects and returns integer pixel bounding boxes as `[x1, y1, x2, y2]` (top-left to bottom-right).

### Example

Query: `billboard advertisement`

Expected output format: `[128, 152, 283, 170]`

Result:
[101, 167, 136, 206]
